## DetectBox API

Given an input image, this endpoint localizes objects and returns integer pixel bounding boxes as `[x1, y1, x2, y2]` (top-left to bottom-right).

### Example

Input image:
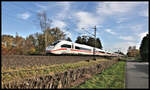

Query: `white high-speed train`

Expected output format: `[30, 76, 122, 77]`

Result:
[46, 40, 120, 56]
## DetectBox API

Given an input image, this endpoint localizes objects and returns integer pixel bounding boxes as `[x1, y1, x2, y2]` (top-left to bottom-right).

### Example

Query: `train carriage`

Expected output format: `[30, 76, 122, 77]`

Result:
[46, 40, 119, 56]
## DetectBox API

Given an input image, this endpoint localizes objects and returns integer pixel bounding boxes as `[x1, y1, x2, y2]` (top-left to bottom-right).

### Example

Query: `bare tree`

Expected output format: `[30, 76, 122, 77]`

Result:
[38, 11, 52, 50]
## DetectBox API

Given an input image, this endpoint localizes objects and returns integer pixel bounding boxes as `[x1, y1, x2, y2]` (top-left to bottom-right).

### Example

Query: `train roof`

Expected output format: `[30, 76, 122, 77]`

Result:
[57, 40, 94, 49]
[74, 42, 94, 49]
[55, 40, 112, 53]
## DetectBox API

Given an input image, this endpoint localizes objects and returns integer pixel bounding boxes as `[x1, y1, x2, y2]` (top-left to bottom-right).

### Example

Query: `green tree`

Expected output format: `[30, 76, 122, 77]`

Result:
[46, 27, 66, 45]
[32, 27, 66, 54]
[75, 35, 103, 49]
[87, 37, 103, 49]
[140, 34, 149, 61]
[25, 34, 36, 54]
[96, 38, 103, 49]
[81, 35, 88, 45]
[34, 33, 45, 54]
[66, 37, 72, 42]
[14, 33, 26, 55]
[87, 37, 95, 47]
[2, 35, 15, 55]
[38, 11, 52, 50]
[75, 36, 82, 44]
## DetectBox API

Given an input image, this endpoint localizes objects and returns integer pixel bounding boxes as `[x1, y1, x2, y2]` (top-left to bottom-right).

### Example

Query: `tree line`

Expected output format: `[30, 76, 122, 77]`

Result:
[127, 34, 149, 61]
[2, 27, 70, 55]
[2, 11, 104, 55]
[2, 28, 103, 55]
[75, 36, 103, 49]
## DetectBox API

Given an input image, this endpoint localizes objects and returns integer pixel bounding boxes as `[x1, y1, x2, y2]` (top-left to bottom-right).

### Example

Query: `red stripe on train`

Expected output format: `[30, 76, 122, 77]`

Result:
[49, 48, 67, 52]
[48, 48, 106, 55]
[70, 49, 92, 53]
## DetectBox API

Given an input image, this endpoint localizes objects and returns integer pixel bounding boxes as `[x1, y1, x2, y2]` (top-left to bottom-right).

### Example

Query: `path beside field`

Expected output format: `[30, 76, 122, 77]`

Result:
[126, 60, 149, 88]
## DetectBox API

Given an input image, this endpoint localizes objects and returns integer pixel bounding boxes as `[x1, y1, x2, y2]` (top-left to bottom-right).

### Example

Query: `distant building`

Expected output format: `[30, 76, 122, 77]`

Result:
[127, 46, 139, 57]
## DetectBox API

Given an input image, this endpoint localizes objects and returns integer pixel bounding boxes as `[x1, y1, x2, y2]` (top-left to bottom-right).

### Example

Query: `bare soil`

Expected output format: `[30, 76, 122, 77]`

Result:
[2, 55, 105, 69]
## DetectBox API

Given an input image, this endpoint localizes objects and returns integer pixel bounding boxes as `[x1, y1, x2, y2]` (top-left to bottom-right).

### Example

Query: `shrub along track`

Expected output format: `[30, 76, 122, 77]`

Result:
[1, 58, 118, 88]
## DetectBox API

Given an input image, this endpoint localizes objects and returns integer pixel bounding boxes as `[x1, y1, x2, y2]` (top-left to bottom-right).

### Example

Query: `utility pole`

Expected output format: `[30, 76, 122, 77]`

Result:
[81, 26, 97, 60]
[93, 26, 96, 60]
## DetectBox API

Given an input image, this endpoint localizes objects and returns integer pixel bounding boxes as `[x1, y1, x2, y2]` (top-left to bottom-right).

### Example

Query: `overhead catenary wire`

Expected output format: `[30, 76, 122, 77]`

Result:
[4, 3, 100, 45]
[7, 2, 98, 38]
[81, 27, 95, 36]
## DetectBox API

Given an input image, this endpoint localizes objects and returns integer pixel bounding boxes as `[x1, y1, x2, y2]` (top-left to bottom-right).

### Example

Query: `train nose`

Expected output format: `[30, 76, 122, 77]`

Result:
[46, 46, 54, 50]
[46, 46, 55, 53]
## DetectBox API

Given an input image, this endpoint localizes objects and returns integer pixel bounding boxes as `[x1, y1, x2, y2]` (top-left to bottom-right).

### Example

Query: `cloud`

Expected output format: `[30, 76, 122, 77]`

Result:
[55, 2, 72, 19]
[119, 36, 134, 41]
[18, 12, 31, 20]
[138, 2, 148, 17]
[137, 32, 148, 40]
[129, 24, 145, 32]
[96, 2, 142, 16]
[116, 18, 128, 23]
[107, 41, 138, 54]
[105, 29, 117, 35]
[108, 31, 148, 53]
[56, 2, 71, 7]
[36, 2, 72, 38]
[36, 2, 72, 19]
[66, 31, 72, 38]
[75, 11, 101, 31]
[51, 20, 66, 29]
[35, 2, 72, 28]
[51, 20, 72, 38]
[35, 2, 59, 12]
[63, 30, 72, 38]
[139, 7, 148, 17]
[36, 4, 49, 11]
[135, 31, 148, 49]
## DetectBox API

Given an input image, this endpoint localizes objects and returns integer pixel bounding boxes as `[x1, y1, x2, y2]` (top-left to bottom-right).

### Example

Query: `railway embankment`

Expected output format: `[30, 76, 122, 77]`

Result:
[2, 55, 107, 69]
[2, 56, 119, 89]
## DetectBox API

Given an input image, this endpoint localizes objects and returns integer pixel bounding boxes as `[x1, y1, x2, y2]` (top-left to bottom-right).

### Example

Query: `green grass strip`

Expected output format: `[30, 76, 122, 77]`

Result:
[74, 61, 126, 89]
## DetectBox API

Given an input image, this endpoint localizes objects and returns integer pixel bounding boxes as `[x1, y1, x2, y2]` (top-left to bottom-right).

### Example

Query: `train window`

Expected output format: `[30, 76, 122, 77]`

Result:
[61, 44, 71, 48]
[75, 46, 80, 49]
[82, 48, 91, 51]
[75, 46, 91, 51]
[99, 51, 105, 53]
[51, 41, 60, 46]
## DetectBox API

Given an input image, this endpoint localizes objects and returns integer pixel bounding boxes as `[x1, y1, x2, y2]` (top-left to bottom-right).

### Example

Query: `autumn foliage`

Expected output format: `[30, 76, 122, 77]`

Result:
[1, 27, 66, 55]
[127, 46, 140, 57]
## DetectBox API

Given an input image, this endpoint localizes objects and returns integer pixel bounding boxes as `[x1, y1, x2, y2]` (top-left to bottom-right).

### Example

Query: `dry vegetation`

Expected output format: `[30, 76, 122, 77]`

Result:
[2, 55, 105, 69]
[2, 57, 114, 85]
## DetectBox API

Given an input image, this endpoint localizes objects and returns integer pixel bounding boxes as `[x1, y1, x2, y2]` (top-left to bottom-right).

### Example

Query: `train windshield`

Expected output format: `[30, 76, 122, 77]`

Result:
[51, 41, 60, 46]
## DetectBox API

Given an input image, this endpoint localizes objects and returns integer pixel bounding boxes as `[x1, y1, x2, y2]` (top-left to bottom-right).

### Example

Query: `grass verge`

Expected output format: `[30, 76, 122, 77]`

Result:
[73, 61, 126, 89]
[119, 56, 143, 62]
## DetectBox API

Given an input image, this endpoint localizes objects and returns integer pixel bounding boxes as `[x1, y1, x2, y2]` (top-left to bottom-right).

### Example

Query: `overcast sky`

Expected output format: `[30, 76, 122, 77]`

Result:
[2, 1, 149, 54]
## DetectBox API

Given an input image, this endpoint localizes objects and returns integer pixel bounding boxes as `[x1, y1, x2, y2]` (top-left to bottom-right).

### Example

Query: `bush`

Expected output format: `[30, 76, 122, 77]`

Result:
[140, 34, 149, 62]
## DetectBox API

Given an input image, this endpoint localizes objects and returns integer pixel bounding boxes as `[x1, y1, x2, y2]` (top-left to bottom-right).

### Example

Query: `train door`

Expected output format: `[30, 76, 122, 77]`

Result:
[67, 44, 72, 54]
[71, 43, 74, 54]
